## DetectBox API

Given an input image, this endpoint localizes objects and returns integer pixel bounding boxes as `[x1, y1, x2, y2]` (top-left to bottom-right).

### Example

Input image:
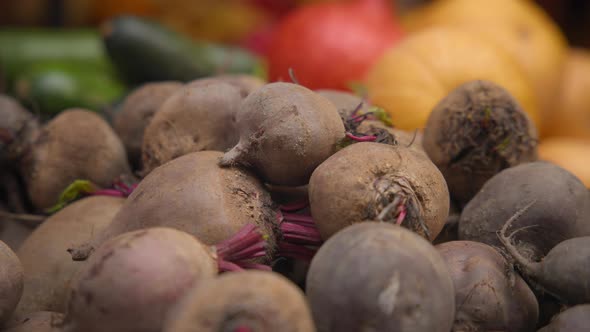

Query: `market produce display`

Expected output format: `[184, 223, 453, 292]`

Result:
[1, 1, 590, 331]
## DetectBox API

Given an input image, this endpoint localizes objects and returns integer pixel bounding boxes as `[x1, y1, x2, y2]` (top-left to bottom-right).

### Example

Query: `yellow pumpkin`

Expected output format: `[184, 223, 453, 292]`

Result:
[402, 0, 567, 130]
[539, 137, 590, 187]
[543, 48, 590, 139]
[366, 26, 539, 130]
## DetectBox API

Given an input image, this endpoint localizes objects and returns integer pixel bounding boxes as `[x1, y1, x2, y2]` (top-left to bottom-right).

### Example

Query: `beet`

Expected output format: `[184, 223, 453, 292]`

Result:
[459, 161, 590, 261]
[112, 81, 182, 169]
[309, 142, 449, 241]
[422, 80, 538, 206]
[220, 82, 345, 186]
[306, 222, 455, 332]
[141, 82, 243, 175]
[436, 241, 539, 331]
[499, 203, 590, 304]
[69, 151, 277, 262]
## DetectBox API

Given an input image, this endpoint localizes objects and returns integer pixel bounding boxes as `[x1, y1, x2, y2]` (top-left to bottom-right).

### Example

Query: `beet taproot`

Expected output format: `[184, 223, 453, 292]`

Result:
[499, 202, 590, 304]
[459, 161, 590, 260]
[219, 82, 345, 186]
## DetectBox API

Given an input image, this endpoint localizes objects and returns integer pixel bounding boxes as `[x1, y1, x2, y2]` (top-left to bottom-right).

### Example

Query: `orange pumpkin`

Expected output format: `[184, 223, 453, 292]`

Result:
[543, 48, 590, 139]
[539, 137, 590, 187]
[402, 0, 567, 131]
[366, 27, 539, 130]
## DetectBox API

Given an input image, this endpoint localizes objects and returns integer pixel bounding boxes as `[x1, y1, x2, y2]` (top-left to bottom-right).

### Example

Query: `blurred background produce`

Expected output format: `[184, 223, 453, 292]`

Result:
[1, 0, 590, 181]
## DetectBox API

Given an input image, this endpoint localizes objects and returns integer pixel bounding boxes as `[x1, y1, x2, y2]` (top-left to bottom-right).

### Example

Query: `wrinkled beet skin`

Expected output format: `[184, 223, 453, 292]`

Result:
[459, 161, 590, 260]
[309, 142, 449, 241]
[19, 109, 131, 210]
[141, 83, 243, 175]
[164, 271, 315, 332]
[307, 222, 455, 332]
[63, 228, 217, 332]
[81, 151, 277, 259]
[538, 305, 590, 332]
[221, 82, 345, 186]
[14, 196, 124, 318]
[423, 80, 538, 207]
[0, 240, 24, 325]
[113, 81, 182, 169]
[436, 241, 539, 332]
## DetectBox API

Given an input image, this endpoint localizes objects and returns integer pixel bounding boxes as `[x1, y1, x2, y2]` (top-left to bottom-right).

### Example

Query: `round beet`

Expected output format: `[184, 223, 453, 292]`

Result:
[423, 80, 538, 207]
[498, 205, 590, 304]
[220, 82, 345, 186]
[3, 311, 63, 332]
[70, 151, 277, 261]
[19, 109, 131, 210]
[309, 142, 449, 241]
[436, 241, 539, 332]
[61, 228, 218, 332]
[538, 305, 590, 332]
[307, 222, 455, 332]
[187, 74, 265, 98]
[15, 196, 124, 317]
[459, 161, 590, 261]
[0, 240, 23, 325]
[141, 82, 243, 175]
[113, 81, 183, 169]
[164, 271, 315, 332]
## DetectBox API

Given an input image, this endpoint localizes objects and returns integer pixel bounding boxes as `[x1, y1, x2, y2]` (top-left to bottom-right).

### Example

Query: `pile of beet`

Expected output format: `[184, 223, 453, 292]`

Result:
[1, 77, 589, 332]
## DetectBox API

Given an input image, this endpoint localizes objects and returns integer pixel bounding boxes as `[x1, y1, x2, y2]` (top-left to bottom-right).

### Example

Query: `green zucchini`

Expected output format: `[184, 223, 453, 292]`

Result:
[102, 16, 265, 84]
[14, 62, 126, 115]
[0, 29, 111, 85]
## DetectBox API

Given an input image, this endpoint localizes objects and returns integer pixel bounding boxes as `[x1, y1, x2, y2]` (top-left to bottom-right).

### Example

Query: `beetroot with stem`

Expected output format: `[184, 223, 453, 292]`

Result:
[19, 109, 131, 211]
[219, 82, 345, 186]
[68, 151, 278, 262]
[62, 226, 270, 332]
[275, 200, 323, 261]
[459, 161, 590, 261]
[498, 202, 590, 305]
[309, 142, 449, 241]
